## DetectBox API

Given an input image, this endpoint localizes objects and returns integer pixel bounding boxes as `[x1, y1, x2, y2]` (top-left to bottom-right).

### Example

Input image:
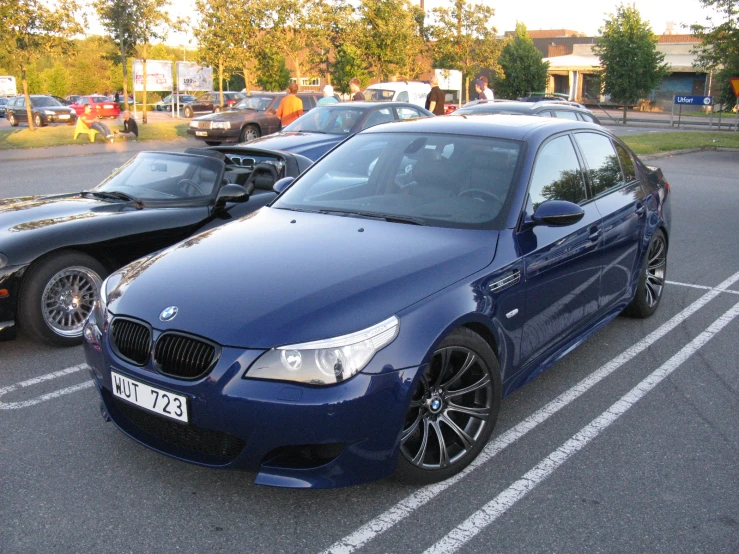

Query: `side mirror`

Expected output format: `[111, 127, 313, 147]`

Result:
[532, 200, 585, 227]
[215, 183, 249, 209]
[273, 176, 294, 194]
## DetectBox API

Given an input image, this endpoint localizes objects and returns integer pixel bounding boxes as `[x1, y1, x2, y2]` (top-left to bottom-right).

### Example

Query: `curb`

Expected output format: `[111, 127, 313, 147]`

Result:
[641, 146, 739, 161]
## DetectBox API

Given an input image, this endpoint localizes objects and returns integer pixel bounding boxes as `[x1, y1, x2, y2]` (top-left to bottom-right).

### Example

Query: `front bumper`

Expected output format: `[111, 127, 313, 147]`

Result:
[187, 127, 241, 143]
[85, 317, 420, 488]
[0, 264, 28, 341]
[42, 113, 77, 124]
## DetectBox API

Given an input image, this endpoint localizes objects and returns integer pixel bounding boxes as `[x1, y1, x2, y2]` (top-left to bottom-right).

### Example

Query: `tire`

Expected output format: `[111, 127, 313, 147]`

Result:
[184, 106, 193, 118]
[239, 124, 260, 142]
[623, 228, 667, 318]
[9, 114, 18, 126]
[396, 327, 502, 484]
[204, 141, 221, 146]
[34, 114, 44, 127]
[214, 106, 222, 113]
[19, 251, 108, 347]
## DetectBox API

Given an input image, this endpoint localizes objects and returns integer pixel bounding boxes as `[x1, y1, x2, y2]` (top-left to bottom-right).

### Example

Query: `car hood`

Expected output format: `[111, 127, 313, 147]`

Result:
[109, 207, 498, 348]
[245, 132, 344, 158]
[0, 194, 133, 262]
[37, 106, 75, 113]
[196, 110, 263, 122]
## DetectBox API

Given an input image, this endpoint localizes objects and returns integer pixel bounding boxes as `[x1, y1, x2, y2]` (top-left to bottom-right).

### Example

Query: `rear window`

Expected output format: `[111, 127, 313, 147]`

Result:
[364, 88, 395, 102]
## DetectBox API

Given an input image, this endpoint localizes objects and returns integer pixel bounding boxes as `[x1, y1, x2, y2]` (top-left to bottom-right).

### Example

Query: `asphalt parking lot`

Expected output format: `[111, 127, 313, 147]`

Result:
[1, 148, 738, 553]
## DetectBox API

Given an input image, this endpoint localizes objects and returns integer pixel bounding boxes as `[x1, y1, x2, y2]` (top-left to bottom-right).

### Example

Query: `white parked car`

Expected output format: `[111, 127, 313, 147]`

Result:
[363, 81, 431, 108]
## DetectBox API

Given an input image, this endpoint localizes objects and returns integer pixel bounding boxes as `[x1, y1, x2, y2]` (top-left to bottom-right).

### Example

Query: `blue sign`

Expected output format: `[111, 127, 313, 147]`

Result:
[674, 95, 713, 106]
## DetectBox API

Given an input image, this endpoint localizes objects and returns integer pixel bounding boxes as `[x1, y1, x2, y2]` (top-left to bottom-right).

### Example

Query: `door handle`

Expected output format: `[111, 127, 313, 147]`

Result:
[635, 204, 646, 216]
[588, 228, 602, 241]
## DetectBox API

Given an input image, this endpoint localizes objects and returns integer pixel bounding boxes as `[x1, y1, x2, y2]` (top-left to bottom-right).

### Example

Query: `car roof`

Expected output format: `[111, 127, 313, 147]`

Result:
[365, 81, 429, 91]
[361, 113, 600, 141]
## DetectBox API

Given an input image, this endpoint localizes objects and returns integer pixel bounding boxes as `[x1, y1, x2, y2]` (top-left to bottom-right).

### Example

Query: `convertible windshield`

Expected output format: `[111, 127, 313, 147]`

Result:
[283, 107, 364, 134]
[94, 152, 224, 201]
[234, 96, 273, 111]
[274, 132, 522, 229]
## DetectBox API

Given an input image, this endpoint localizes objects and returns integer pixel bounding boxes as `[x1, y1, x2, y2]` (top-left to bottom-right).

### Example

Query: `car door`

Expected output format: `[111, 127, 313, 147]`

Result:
[263, 97, 283, 134]
[517, 133, 603, 365]
[573, 132, 648, 311]
[15, 96, 27, 123]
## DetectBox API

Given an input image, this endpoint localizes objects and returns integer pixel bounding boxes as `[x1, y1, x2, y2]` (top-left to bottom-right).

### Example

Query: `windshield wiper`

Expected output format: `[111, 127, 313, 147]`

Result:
[82, 190, 144, 208]
[317, 209, 425, 226]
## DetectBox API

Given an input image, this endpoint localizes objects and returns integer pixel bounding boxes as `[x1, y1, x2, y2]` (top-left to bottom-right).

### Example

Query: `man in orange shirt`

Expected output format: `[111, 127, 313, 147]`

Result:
[276, 82, 304, 128]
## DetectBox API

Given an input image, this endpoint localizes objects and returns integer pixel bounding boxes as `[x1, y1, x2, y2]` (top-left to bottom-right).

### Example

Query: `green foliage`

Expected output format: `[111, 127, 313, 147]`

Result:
[255, 49, 292, 91]
[331, 43, 372, 93]
[495, 22, 549, 100]
[593, 3, 669, 120]
[691, 0, 739, 108]
[42, 62, 70, 97]
[429, 0, 501, 103]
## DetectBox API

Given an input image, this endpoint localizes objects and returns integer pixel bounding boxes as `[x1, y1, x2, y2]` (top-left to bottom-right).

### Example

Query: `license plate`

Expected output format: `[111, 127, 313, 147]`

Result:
[111, 371, 188, 423]
[58, 114, 69, 119]
[103, 104, 114, 109]
[196, 131, 208, 136]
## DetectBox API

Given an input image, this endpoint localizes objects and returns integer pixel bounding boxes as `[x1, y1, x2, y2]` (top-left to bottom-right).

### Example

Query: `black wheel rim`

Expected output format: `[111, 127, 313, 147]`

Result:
[400, 346, 494, 470]
[645, 235, 666, 308]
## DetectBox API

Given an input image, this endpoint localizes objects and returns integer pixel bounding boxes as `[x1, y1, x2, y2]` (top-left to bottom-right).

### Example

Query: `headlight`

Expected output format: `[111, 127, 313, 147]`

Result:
[246, 316, 400, 385]
[44, 110, 55, 115]
[210, 121, 230, 129]
[0, 253, 8, 270]
[189, 120, 199, 128]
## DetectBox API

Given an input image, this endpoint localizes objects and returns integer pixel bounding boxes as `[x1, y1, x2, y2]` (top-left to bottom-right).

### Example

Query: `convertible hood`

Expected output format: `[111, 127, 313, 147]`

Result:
[110, 208, 498, 348]
[246, 132, 343, 157]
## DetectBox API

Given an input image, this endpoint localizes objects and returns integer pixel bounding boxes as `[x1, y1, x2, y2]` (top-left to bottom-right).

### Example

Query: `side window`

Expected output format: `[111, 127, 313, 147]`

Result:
[18, 97, 25, 108]
[554, 110, 578, 120]
[362, 108, 394, 129]
[537, 110, 555, 118]
[396, 107, 420, 120]
[529, 135, 587, 209]
[302, 96, 316, 110]
[396, 91, 409, 103]
[79, 97, 88, 105]
[614, 142, 637, 182]
[579, 113, 595, 123]
[574, 132, 624, 196]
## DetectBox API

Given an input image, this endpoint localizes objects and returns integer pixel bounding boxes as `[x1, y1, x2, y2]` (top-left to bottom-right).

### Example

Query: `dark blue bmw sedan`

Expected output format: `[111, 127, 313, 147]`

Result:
[84, 115, 671, 488]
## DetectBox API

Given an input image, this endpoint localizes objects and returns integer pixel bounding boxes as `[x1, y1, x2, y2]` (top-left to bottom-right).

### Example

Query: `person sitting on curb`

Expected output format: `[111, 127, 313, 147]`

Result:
[114, 111, 138, 141]
[80, 105, 114, 143]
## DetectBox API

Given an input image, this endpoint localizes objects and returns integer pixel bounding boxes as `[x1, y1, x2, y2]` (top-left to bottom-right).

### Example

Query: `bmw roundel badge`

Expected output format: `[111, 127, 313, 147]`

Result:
[159, 306, 179, 321]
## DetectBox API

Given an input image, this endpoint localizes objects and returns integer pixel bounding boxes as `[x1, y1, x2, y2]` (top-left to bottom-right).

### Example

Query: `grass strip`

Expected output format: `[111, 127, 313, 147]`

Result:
[622, 132, 739, 155]
[0, 119, 190, 150]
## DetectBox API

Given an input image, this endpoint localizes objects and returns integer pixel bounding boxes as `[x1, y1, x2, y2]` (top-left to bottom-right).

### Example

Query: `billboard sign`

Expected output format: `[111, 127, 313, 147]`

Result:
[434, 69, 463, 91]
[176, 62, 213, 91]
[673, 95, 713, 106]
[731, 78, 739, 97]
[0, 76, 17, 96]
[132, 60, 173, 92]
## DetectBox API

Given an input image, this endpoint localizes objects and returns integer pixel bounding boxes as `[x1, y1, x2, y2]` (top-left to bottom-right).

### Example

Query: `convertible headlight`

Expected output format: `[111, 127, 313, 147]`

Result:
[210, 121, 230, 129]
[0, 253, 8, 270]
[246, 316, 400, 385]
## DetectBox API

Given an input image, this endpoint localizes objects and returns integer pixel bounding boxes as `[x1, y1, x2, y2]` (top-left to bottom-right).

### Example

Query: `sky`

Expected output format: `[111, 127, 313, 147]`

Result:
[82, 0, 717, 47]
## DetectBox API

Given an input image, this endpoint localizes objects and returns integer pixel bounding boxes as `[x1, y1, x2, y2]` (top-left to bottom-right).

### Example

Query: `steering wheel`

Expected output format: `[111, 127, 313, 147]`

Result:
[458, 188, 504, 209]
[177, 179, 205, 196]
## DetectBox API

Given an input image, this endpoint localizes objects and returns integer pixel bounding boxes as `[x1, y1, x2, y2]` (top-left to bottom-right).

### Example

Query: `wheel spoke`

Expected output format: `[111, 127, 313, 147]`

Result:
[433, 348, 452, 388]
[440, 413, 474, 451]
[445, 374, 491, 399]
[445, 402, 490, 420]
[430, 419, 450, 468]
[401, 412, 422, 441]
[411, 418, 431, 465]
[441, 351, 476, 390]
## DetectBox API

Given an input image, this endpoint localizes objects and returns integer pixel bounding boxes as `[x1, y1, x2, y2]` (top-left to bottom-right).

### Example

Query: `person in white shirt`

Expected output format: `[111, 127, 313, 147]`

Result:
[475, 79, 494, 100]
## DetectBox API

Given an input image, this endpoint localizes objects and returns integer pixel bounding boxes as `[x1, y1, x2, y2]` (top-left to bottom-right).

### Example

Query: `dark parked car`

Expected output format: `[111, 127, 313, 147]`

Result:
[155, 94, 196, 111]
[52, 95, 73, 106]
[457, 99, 601, 124]
[0, 97, 8, 117]
[84, 115, 671, 488]
[0, 147, 311, 346]
[242, 102, 434, 161]
[186, 91, 327, 146]
[5, 95, 78, 127]
[182, 91, 245, 118]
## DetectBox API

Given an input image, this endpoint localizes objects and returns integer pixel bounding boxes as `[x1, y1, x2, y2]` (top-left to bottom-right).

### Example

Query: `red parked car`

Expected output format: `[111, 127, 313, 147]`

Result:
[69, 95, 121, 118]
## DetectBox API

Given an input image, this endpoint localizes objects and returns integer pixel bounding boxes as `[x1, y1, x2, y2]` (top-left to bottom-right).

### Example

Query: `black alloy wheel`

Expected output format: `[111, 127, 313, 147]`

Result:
[397, 328, 501, 484]
[624, 228, 667, 318]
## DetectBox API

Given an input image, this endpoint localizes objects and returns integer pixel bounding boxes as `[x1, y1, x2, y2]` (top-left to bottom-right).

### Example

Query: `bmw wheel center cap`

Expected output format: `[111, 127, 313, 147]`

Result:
[159, 306, 178, 321]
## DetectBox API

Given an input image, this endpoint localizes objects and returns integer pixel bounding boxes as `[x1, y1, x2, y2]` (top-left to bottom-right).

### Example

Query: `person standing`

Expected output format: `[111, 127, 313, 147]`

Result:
[349, 78, 365, 101]
[276, 82, 304, 128]
[425, 76, 446, 116]
[317, 84, 339, 106]
[80, 104, 113, 143]
[114, 110, 138, 140]
[475, 78, 494, 101]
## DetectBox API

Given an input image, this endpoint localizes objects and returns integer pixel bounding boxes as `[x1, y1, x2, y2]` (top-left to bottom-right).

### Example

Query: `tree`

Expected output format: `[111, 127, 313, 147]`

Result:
[593, 3, 669, 123]
[229, 0, 264, 94]
[194, 0, 233, 107]
[495, 22, 549, 100]
[255, 47, 292, 91]
[430, 0, 501, 103]
[1, 0, 83, 131]
[691, 0, 739, 109]
[41, 62, 70, 97]
[332, 43, 372, 93]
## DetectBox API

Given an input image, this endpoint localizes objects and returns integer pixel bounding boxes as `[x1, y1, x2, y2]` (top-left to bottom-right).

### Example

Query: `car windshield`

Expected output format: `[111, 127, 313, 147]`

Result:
[283, 107, 364, 134]
[455, 104, 529, 115]
[94, 152, 224, 201]
[31, 97, 62, 107]
[234, 96, 273, 111]
[92, 96, 109, 103]
[363, 89, 395, 101]
[274, 132, 522, 229]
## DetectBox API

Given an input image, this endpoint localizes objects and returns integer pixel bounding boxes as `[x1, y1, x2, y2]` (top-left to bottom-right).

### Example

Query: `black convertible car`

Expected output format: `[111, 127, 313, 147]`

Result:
[0, 147, 311, 346]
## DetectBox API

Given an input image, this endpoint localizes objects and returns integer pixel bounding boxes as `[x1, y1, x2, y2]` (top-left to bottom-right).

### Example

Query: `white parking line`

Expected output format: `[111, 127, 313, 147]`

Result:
[424, 298, 739, 554]
[0, 364, 92, 410]
[319, 269, 739, 554]
[667, 280, 739, 295]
